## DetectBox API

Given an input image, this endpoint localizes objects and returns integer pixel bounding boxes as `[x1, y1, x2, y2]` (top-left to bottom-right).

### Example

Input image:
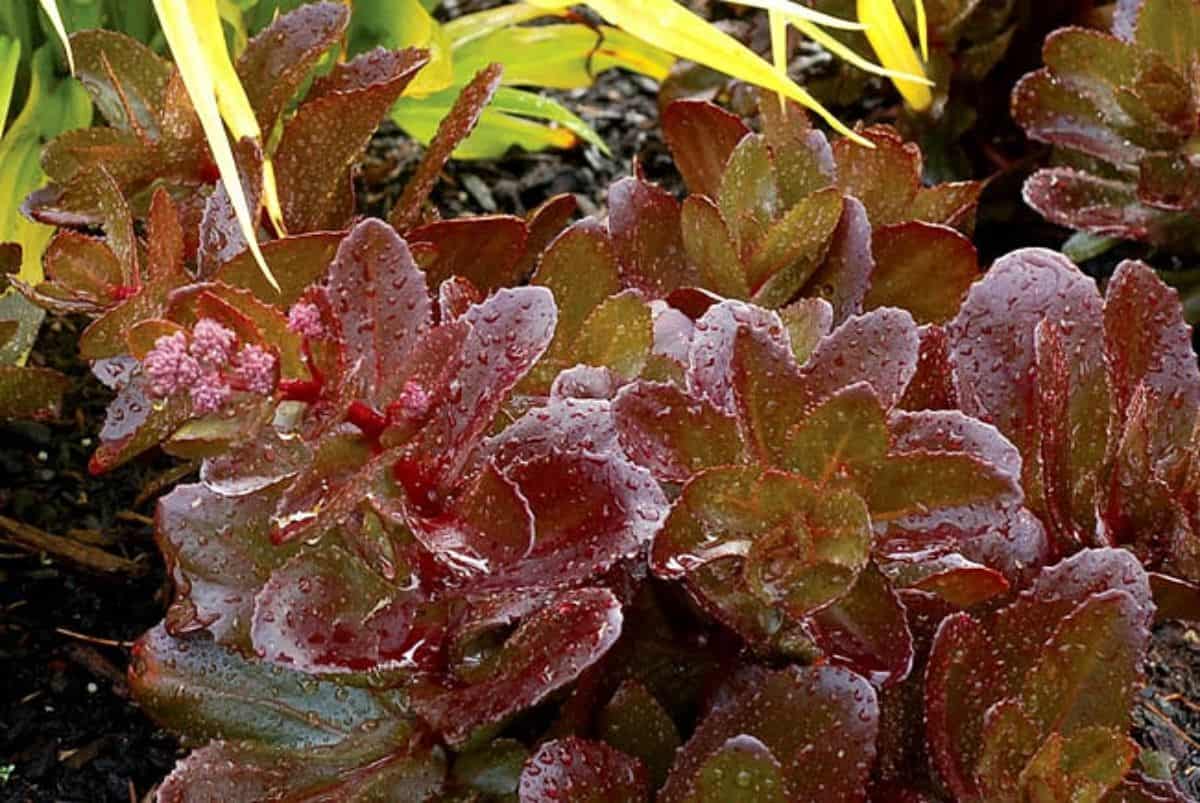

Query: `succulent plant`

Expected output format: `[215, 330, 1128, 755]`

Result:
[1015, 0, 1200, 251]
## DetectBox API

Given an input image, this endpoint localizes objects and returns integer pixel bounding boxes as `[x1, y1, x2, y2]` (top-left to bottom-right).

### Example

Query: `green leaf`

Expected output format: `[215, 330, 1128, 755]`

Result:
[653, 467, 871, 618]
[130, 624, 399, 748]
[576, 290, 653, 380]
[0, 364, 69, 419]
[156, 722, 446, 802]
[598, 681, 682, 790]
[1133, 0, 1200, 74]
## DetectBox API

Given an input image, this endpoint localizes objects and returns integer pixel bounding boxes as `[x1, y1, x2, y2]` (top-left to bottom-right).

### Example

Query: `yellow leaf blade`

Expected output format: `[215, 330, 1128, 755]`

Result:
[36, 0, 75, 74]
[564, 0, 871, 144]
[152, 0, 279, 290]
[857, 0, 932, 111]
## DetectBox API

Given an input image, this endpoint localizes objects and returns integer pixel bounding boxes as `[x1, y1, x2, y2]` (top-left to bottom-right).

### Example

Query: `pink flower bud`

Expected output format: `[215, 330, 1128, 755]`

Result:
[189, 318, 237, 367]
[287, 303, 325, 339]
[143, 332, 202, 398]
[394, 380, 433, 420]
[189, 371, 233, 415]
[233, 344, 278, 395]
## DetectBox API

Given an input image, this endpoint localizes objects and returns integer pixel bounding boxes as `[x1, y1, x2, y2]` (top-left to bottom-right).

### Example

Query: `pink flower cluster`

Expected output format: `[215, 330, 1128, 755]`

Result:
[287, 302, 325, 339]
[142, 319, 278, 415]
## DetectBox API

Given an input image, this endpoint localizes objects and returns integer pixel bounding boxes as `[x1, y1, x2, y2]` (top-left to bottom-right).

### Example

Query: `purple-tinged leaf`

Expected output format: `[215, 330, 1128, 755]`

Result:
[410, 587, 623, 745]
[391, 63, 502, 232]
[70, 30, 171, 136]
[948, 248, 1105, 510]
[898, 325, 957, 411]
[608, 177, 691, 297]
[662, 100, 750, 198]
[686, 300, 793, 418]
[157, 722, 445, 803]
[130, 624, 395, 748]
[157, 483, 296, 647]
[613, 380, 743, 483]
[805, 197, 874, 325]
[252, 544, 442, 674]
[236, 2, 350, 133]
[799, 307, 920, 411]
[327, 219, 432, 404]
[757, 92, 837, 206]
[216, 232, 343, 307]
[653, 467, 871, 618]
[438, 285, 556, 456]
[926, 549, 1153, 800]
[276, 48, 429, 232]
[810, 561, 915, 688]
[866, 223, 980, 325]
[409, 215, 528, 293]
[1022, 168, 1186, 244]
[660, 666, 878, 803]
[518, 737, 649, 803]
[1104, 259, 1200, 453]
[467, 398, 666, 591]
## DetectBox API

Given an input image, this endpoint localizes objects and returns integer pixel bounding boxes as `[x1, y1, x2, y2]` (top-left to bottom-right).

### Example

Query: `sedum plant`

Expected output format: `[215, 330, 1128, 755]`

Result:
[20, 118, 1178, 803]
[9, 25, 1198, 795]
[1014, 0, 1200, 253]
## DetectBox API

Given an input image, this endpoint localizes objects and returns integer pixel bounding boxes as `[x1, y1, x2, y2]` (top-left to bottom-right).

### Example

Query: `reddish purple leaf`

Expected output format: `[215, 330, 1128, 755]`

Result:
[410, 587, 623, 745]
[613, 380, 743, 482]
[662, 100, 751, 198]
[608, 177, 692, 297]
[799, 307, 920, 411]
[236, 2, 350, 133]
[660, 666, 878, 802]
[326, 219, 432, 404]
[408, 215, 529, 293]
[276, 48, 429, 232]
[809, 561, 915, 687]
[518, 737, 649, 803]
[252, 544, 443, 674]
[391, 63, 503, 232]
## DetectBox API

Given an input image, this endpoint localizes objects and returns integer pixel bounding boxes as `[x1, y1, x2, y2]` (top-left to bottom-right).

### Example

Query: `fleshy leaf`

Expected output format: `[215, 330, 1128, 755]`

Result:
[810, 561, 914, 687]
[864, 222, 979, 325]
[613, 380, 743, 483]
[597, 680, 682, 790]
[252, 544, 442, 675]
[156, 722, 446, 803]
[236, 2, 350, 134]
[660, 665, 878, 802]
[157, 482, 297, 647]
[609, 177, 691, 297]
[326, 219, 433, 404]
[926, 548, 1153, 800]
[518, 737, 649, 803]
[409, 587, 623, 745]
[662, 99, 751, 198]
[130, 624, 396, 748]
[391, 63, 503, 232]
[275, 48, 428, 232]
[653, 467, 871, 619]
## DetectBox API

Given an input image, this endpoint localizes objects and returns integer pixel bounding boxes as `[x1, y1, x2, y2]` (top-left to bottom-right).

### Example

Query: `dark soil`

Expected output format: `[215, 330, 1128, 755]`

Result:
[2, 33, 1199, 803]
[0, 317, 182, 803]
